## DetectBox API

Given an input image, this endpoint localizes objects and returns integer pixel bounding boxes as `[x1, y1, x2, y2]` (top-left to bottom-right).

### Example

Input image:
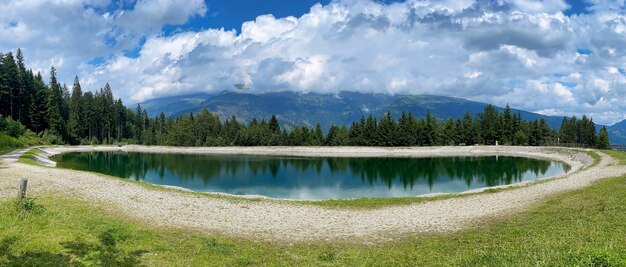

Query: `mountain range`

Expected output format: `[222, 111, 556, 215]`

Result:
[140, 91, 626, 145]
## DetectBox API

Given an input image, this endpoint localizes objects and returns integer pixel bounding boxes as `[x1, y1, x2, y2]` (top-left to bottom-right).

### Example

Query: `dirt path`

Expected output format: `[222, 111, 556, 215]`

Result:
[1, 146, 624, 242]
[0, 148, 30, 162]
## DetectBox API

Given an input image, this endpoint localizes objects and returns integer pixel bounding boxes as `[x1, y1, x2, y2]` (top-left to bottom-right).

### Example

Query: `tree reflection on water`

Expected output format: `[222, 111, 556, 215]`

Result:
[53, 152, 570, 192]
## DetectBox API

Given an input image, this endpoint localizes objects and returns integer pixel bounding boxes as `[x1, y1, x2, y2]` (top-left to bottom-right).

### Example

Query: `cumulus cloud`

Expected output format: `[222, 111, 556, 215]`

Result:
[0, 0, 206, 82]
[2, 0, 626, 125]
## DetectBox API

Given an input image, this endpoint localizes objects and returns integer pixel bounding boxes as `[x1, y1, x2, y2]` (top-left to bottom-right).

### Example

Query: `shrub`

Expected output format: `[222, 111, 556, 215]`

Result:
[79, 138, 93, 145]
[19, 130, 44, 146]
[113, 140, 131, 147]
[40, 130, 64, 145]
[0, 116, 26, 138]
[16, 197, 43, 213]
[0, 134, 22, 148]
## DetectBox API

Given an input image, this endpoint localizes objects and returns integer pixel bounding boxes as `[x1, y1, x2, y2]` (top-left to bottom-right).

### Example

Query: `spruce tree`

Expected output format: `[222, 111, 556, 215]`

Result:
[67, 77, 83, 144]
[82, 92, 95, 142]
[135, 104, 144, 143]
[0, 52, 5, 116]
[597, 126, 611, 149]
[313, 123, 324, 145]
[478, 105, 500, 145]
[269, 115, 280, 134]
[1, 53, 20, 119]
[15, 49, 28, 124]
[377, 111, 397, 146]
[325, 125, 338, 145]
[459, 111, 478, 146]
[502, 104, 513, 144]
[444, 118, 456, 146]
[101, 83, 115, 143]
[47, 66, 64, 137]
[425, 111, 437, 146]
[115, 99, 126, 140]
[29, 72, 48, 132]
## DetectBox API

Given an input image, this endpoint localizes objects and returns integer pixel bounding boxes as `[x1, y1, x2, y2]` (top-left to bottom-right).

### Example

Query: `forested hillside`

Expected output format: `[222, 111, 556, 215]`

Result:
[141, 91, 568, 130]
[0, 49, 611, 149]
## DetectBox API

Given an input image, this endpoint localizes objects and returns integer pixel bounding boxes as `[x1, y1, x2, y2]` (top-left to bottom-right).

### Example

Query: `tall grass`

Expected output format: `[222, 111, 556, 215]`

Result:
[0, 133, 23, 148]
[0, 116, 46, 155]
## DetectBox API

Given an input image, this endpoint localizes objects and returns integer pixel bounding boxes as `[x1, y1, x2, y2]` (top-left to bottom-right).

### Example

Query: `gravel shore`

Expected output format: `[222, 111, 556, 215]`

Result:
[0, 146, 622, 242]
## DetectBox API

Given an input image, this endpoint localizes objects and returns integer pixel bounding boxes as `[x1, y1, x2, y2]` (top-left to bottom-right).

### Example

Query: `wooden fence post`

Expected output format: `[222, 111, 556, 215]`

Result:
[17, 179, 28, 200]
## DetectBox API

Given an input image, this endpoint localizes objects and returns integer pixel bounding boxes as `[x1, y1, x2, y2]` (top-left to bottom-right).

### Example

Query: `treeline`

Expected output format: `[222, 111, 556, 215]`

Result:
[0, 49, 133, 145]
[0, 49, 612, 149]
[129, 105, 610, 149]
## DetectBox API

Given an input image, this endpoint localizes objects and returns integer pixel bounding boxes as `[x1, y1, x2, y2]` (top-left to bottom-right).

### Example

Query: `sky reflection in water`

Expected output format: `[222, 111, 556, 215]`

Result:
[52, 152, 570, 200]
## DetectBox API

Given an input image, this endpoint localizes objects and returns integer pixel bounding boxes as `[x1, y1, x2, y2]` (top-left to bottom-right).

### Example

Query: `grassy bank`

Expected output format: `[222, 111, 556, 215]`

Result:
[16, 148, 42, 165]
[1, 162, 625, 266]
[602, 149, 626, 165]
[0, 132, 45, 156]
[0, 134, 23, 156]
[0, 147, 15, 156]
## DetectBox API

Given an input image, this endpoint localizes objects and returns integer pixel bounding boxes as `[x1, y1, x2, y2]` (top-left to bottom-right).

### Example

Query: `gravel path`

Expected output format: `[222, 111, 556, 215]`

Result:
[0, 146, 623, 242]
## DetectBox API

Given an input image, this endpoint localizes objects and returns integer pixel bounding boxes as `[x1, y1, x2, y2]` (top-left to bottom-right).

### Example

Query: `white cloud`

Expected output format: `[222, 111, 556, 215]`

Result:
[0, 0, 206, 84]
[3, 0, 626, 125]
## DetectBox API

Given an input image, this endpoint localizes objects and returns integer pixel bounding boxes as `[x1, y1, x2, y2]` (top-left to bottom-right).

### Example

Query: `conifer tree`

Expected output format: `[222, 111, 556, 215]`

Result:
[67, 77, 83, 144]
[29, 72, 48, 132]
[502, 104, 513, 144]
[115, 99, 126, 140]
[377, 111, 397, 146]
[82, 92, 95, 142]
[313, 123, 324, 145]
[424, 111, 437, 146]
[134, 104, 144, 143]
[269, 115, 280, 134]
[47, 66, 65, 137]
[597, 126, 611, 149]
[1, 52, 20, 119]
[15, 49, 29, 124]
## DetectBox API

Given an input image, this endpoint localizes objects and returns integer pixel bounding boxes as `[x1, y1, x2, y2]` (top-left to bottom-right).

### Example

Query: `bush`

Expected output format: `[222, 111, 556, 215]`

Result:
[0, 116, 26, 138]
[0, 134, 22, 148]
[19, 130, 44, 146]
[40, 130, 64, 145]
[79, 138, 93, 145]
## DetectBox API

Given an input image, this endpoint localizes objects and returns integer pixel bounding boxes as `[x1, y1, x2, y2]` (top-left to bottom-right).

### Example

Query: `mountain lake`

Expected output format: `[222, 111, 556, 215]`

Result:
[51, 152, 570, 200]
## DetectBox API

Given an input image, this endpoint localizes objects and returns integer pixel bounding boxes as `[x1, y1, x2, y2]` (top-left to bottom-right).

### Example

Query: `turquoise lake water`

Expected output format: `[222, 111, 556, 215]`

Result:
[52, 152, 570, 200]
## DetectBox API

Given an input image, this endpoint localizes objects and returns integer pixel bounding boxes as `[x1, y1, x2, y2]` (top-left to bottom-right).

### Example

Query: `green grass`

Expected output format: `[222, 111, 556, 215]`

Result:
[0, 147, 16, 156]
[307, 194, 458, 209]
[586, 149, 603, 168]
[601, 149, 626, 165]
[2, 172, 626, 266]
[17, 148, 41, 165]
[0, 131, 45, 155]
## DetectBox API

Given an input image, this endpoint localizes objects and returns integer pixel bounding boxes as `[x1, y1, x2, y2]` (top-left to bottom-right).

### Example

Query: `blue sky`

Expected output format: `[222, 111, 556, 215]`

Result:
[152, 0, 405, 57]
[1, 0, 626, 125]
[156, 0, 590, 37]
[166, 0, 333, 34]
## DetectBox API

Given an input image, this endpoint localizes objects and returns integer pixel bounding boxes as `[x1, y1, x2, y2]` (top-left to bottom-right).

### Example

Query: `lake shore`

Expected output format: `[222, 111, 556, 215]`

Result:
[1, 146, 623, 242]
